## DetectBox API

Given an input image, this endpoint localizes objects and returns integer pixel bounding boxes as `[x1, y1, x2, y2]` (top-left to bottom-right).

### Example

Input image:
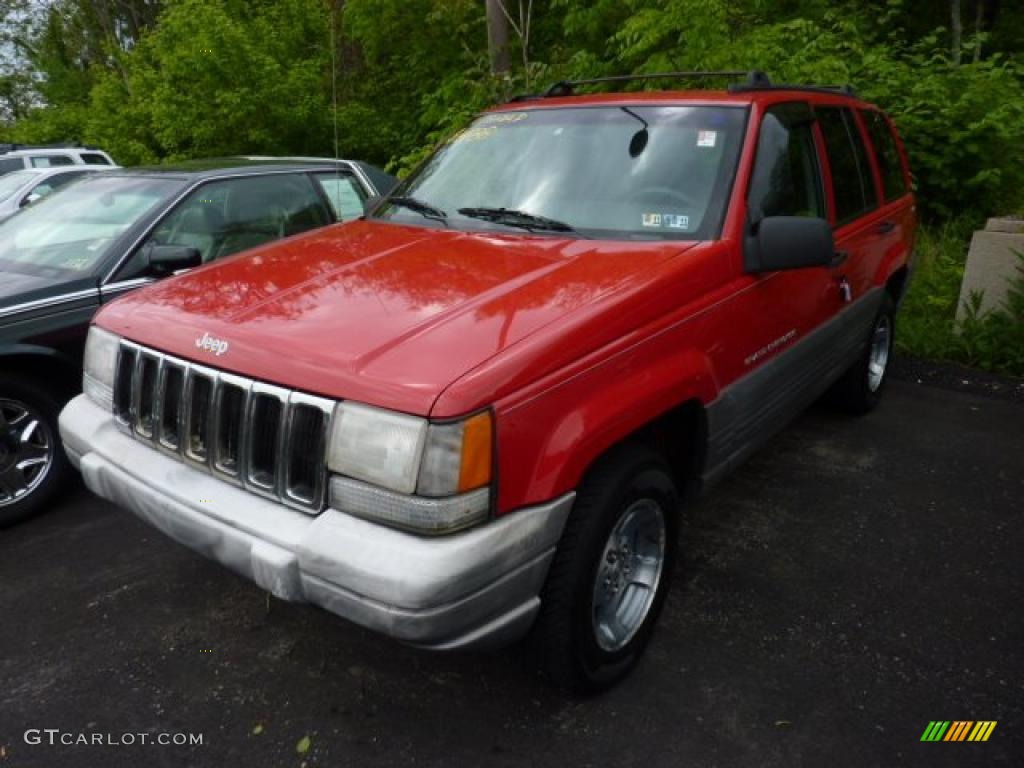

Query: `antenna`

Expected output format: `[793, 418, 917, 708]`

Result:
[330, 6, 340, 161]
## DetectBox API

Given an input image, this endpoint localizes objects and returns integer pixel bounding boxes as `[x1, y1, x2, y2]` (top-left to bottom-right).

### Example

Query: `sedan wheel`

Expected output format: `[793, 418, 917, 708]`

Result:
[0, 398, 55, 507]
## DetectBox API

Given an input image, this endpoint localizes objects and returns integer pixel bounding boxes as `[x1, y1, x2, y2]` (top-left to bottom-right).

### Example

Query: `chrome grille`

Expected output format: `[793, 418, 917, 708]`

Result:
[112, 341, 334, 513]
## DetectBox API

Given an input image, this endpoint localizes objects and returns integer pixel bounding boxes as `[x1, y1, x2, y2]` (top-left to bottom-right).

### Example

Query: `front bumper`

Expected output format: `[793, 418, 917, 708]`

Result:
[60, 395, 574, 650]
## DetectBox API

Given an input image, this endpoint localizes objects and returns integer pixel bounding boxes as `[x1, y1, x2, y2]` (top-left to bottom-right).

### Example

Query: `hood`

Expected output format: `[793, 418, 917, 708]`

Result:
[96, 220, 697, 415]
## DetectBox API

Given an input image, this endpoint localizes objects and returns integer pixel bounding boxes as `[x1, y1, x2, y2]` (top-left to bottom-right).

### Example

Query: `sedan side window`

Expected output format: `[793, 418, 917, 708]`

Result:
[24, 171, 85, 205]
[147, 173, 333, 267]
[747, 103, 825, 222]
[314, 172, 367, 221]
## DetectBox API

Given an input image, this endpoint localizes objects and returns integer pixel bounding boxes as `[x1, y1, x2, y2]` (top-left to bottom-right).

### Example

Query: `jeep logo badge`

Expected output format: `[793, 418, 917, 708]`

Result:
[195, 332, 229, 356]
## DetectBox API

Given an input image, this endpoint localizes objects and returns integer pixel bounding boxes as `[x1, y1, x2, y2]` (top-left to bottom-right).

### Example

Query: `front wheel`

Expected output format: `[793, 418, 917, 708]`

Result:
[826, 293, 896, 415]
[0, 375, 72, 527]
[529, 445, 679, 692]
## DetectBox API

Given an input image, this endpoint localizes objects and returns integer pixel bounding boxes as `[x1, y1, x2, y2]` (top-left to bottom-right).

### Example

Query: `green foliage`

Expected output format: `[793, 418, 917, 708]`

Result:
[896, 223, 970, 361]
[898, 226, 1024, 375]
[951, 251, 1024, 373]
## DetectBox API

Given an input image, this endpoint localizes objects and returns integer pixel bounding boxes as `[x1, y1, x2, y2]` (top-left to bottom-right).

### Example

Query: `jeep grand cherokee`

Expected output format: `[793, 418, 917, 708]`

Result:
[59, 71, 916, 691]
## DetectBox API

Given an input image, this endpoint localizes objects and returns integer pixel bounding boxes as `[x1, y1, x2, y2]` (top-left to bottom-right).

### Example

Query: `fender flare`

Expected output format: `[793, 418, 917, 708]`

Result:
[536, 346, 718, 501]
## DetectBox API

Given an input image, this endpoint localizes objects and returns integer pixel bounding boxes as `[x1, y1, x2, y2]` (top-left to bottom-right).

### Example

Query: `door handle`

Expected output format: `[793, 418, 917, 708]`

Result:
[876, 220, 896, 234]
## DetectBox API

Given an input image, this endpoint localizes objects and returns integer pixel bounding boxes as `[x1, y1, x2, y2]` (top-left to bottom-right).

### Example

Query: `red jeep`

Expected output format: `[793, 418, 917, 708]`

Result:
[60, 71, 916, 691]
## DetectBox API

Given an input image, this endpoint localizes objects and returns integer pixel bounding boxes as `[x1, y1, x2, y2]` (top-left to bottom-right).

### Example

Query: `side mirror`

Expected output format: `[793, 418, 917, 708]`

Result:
[21, 193, 41, 208]
[745, 216, 835, 273]
[146, 244, 201, 275]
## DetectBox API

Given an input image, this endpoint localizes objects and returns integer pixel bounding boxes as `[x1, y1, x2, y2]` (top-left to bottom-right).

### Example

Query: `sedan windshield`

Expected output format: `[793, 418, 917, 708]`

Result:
[0, 175, 183, 275]
[376, 105, 747, 240]
[0, 170, 36, 202]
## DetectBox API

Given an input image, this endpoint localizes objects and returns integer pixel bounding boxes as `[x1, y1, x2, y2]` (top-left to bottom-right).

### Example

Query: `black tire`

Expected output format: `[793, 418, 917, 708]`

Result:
[529, 444, 679, 693]
[826, 293, 896, 415]
[0, 374, 73, 528]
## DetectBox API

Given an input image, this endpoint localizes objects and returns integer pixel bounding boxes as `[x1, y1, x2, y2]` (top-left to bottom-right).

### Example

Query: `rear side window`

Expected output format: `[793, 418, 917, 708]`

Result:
[81, 153, 112, 166]
[748, 103, 825, 220]
[816, 107, 877, 225]
[30, 154, 76, 168]
[314, 172, 366, 222]
[860, 110, 908, 201]
[0, 157, 24, 174]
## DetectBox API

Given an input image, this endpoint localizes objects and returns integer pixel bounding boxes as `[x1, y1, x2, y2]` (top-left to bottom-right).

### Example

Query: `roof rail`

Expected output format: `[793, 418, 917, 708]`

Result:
[728, 82, 857, 97]
[508, 70, 858, 103]
[534, 70, 770, 99]
[0, 142, 94, 156]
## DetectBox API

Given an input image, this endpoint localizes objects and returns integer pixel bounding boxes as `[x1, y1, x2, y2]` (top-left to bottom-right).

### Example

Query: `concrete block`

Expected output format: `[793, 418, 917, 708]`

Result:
[956, 218, 1024, 322]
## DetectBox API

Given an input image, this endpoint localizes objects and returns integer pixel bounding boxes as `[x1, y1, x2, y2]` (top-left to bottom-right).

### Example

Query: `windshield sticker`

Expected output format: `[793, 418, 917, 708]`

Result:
[64, 256, 92, 270]
[642, 213, 690, 230]
[697, 130, 717, 148]
[480, 112, 529, 125]
[459, 125, 498, 142]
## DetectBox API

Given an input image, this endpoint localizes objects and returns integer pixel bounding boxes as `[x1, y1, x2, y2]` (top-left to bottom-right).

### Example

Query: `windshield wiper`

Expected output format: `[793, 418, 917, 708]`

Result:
[457, 207, 576, 234]
[387, 196, 448, 223]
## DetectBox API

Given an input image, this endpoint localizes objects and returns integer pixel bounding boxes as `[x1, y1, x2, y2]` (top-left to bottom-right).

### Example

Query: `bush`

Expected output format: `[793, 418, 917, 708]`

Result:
[898, 225, 1024, 375]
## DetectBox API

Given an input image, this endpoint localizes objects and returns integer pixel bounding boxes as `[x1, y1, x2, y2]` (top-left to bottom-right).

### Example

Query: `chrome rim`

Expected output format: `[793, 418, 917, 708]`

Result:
[591, 498, 667, 653]
[867, 315, 892, 393]
[0, 398, 54, 508]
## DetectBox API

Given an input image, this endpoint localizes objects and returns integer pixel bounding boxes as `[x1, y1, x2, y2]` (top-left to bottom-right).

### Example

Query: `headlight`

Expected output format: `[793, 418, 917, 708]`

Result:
[327, 403, 494, 534]
[327, 403, 429, 494]
[83, 326, 119, 411]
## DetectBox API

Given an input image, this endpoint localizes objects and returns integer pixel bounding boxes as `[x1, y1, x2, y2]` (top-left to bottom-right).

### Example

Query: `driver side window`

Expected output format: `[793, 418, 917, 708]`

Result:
[748, 103, 825, 222]
[115, 174, 332, 281]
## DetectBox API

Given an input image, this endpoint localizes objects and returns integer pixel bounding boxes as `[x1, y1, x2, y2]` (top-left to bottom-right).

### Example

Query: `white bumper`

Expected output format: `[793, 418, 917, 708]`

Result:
[60, 394, 573, 650]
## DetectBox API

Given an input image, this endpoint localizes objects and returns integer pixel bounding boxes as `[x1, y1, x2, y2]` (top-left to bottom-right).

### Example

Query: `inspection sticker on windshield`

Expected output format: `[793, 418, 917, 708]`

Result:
[697, 130, 717, 148]
[642, 213, 689, 229]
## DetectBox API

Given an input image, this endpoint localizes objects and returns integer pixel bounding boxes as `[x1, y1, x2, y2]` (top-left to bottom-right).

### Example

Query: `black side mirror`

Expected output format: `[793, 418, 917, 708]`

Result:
[147, 244, 201, 275]
[745, 216, 835, 273]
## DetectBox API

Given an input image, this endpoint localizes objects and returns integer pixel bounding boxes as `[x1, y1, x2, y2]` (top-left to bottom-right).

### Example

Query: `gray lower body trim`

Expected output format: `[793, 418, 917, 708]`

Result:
[703, 288, 883, 486]
[60, 394, 575, 651]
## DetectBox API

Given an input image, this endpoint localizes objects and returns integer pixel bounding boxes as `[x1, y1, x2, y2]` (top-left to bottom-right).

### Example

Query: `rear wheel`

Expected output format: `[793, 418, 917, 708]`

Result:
[0, 375, 72, 527]
[826, 294, 896, 415]
[529, 444, 679, 693]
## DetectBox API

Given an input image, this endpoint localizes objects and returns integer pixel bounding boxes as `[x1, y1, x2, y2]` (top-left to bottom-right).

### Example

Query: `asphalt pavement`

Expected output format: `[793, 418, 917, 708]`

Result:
[1, 378, 1022, 768]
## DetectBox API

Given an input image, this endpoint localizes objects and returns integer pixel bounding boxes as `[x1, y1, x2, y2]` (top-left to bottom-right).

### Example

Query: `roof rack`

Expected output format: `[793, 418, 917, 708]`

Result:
[530, 70, 769, 99]
[727, 82, 857, 97]
[509, 70, 857, 102]
[0, 142, 98, 156]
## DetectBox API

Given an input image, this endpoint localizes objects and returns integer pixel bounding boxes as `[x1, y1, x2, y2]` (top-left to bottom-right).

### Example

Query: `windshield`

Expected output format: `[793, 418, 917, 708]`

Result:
[0, 175, 183, 275]
[376, 105, 747, 240]
[0, 170, 36, 202]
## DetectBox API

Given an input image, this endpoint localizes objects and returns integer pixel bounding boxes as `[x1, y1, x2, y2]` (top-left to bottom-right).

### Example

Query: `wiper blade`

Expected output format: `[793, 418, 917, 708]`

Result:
[457, 207, 576, 234]
[387, 196, 448, 222]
